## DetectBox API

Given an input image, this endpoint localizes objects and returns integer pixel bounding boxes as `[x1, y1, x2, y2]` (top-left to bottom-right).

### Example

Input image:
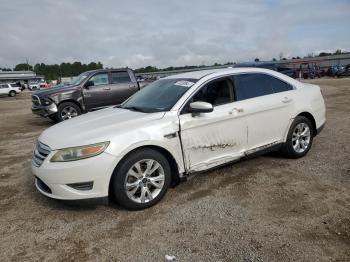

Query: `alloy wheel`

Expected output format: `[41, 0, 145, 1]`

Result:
[292, 122, 311, 153]
[61, 106, 78, 120]
[124, 159, 165, 203]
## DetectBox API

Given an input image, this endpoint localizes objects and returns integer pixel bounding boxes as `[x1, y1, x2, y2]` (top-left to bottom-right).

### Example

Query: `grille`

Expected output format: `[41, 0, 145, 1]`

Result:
[32, 95, 41, 106]
[32, 141, 51, 167]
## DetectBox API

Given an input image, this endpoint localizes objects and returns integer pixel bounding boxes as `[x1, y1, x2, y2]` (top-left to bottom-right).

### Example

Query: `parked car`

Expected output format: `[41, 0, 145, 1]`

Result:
[31, 68, 140, 122]
[336, 64, 350, 78]
[0, 83, 21, 97]
[28, 82, 40, 91]
[32, 68, 326, 210]
[39, 82, 49, 89]
[234, 62, 297, 78]
[327, 65, 343, 77]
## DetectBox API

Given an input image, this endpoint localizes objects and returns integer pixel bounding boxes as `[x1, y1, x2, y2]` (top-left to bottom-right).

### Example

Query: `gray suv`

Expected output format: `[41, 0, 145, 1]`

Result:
[31, 68, 140, 122]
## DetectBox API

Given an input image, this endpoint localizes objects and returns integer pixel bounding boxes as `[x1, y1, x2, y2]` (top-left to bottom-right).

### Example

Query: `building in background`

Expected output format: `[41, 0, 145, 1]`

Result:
[0, 71, 44, 85]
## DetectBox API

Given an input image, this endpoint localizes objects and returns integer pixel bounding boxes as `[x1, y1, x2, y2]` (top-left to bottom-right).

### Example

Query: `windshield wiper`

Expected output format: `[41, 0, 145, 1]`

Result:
[121, 106, 147, 113]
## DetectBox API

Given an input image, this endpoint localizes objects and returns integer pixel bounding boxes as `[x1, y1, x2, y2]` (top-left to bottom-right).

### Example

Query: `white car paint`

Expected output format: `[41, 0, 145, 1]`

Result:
[0, 83, 21, 96]
[32, 68, 326, 200]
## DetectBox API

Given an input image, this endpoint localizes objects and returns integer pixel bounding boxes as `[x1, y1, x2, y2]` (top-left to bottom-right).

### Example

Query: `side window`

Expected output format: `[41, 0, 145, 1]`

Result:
[265, 75, 293, 93]
[192, 78, 234, 106]
[89, 73, 109, 86]
[233, 73, 274, 100]
[110, 71, 131, 84]
[0, 84, 8, 88]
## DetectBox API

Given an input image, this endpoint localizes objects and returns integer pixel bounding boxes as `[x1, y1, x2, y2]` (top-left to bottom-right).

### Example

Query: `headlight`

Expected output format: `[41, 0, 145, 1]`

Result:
[50, 142, 109, 162]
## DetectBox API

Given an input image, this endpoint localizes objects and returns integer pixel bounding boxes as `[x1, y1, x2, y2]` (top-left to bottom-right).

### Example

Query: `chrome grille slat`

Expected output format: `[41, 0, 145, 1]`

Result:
[32, 141, 51, 167]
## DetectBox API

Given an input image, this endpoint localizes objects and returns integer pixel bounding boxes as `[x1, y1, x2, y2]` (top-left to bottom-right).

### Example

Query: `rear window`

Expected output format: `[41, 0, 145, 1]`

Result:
[111, 71, 131, 84]
[266, 75, 293, 93]
[233, 73, 293, 100]
[233, 74, 274, 100]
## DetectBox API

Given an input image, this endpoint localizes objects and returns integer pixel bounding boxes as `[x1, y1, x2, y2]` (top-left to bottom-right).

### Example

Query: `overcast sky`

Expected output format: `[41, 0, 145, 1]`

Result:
[0, 0, 349, 69]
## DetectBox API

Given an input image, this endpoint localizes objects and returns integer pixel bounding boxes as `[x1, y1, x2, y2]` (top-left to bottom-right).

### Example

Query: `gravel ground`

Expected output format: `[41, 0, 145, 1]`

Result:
[0, 78, 349, 262]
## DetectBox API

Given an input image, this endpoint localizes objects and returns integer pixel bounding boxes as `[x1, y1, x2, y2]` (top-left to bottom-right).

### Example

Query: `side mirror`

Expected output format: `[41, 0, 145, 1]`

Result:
[189, 101, 213, 116]
[85, 80, 94, 88]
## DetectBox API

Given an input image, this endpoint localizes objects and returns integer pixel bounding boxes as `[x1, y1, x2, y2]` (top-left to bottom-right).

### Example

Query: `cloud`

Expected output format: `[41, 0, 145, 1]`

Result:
[0, 0, 349, 69]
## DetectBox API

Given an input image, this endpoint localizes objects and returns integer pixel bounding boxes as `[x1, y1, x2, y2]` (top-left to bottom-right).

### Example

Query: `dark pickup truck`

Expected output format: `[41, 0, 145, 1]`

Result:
[32, 68, 141, 122]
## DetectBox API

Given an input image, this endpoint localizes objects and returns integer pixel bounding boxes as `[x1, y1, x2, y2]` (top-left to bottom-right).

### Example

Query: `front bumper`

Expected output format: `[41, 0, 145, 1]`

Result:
[32, 103, 58, 117]
[32, 151, 120, 200]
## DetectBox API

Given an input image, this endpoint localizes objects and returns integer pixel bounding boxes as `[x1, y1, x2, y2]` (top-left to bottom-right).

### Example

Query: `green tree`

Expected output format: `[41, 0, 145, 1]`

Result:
[14, 63, 33, 71]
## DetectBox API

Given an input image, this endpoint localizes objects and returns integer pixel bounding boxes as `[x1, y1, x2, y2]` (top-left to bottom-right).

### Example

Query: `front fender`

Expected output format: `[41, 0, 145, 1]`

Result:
[105, 119, 185, 174]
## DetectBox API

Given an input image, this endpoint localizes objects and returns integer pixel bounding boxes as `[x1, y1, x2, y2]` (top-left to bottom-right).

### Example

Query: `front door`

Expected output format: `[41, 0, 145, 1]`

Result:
[83, 72, 110, 110]
[179, 77, 247, 172]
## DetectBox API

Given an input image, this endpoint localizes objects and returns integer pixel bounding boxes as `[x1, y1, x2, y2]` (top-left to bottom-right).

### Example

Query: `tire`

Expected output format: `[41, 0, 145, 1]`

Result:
[56, 102, 81, 122]
[9, 91, 16, 97]
[110, 148, 171, 210]
[281, 116, 314, 158]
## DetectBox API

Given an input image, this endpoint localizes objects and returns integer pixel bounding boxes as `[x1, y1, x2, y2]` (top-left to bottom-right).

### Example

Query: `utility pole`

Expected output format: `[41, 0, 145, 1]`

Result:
[26, 58, 29, 71]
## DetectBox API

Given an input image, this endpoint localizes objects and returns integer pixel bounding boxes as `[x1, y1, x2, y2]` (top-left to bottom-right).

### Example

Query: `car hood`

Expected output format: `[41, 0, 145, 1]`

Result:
[33, 85, 79, 97]
[39, 107, 166, 150]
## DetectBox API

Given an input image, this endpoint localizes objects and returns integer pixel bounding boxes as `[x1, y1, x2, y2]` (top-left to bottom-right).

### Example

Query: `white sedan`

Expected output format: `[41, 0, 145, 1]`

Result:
[32, 68, 326, 210]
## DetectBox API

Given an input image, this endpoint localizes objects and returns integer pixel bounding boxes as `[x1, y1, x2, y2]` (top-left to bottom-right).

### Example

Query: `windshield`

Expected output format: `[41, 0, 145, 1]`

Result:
[121, 78, 197, 113]
[70, 72, 90, 85]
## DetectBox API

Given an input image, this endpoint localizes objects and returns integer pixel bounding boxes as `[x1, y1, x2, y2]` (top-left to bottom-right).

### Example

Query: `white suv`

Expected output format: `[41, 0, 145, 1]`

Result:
[0, 83, 21, 97]
[32, 68, 326, 210]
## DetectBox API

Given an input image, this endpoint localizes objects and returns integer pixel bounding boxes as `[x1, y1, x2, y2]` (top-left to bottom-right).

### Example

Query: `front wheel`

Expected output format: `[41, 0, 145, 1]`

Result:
[56, 102, 81, 122]
[110, 149, 171, 210]
[281, 116, 314, 158]
[9, 91, 16, 97]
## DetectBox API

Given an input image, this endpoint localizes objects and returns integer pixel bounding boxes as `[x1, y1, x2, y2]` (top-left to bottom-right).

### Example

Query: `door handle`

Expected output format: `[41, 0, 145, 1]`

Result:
[282, 97, 292, 103]
[103, 87, 111, 90]
[229, 108, 244, 115]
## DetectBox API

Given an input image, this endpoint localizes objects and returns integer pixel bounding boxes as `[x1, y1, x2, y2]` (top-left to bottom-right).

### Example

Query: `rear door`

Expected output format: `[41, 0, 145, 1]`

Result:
[232, 73, 295, 151]
[83, 72, 110, 110]
[108, 71, 139, 105]
[179, 77, 247, 172]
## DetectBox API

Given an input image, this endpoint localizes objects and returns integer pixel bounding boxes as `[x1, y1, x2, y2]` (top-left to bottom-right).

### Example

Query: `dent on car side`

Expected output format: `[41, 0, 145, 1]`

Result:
[32, 67, 326, 205]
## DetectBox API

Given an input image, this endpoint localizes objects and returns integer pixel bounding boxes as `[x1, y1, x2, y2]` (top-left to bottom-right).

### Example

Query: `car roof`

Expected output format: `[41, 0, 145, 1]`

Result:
[85, 68, 130, 74]
[164, 67, 279, 80]
[165, 68, 234, 80]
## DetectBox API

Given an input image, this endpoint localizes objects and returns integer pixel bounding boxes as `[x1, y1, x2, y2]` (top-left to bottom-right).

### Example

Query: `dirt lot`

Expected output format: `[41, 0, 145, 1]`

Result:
[0, 78, 349, 262]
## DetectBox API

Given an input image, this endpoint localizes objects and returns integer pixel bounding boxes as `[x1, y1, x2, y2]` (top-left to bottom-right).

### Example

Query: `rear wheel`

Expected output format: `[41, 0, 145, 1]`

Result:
[281, 116, 314, 158]
[9, 91, 16, 97]
[56, 102, 81, 122]
[110, 148, 171, 210]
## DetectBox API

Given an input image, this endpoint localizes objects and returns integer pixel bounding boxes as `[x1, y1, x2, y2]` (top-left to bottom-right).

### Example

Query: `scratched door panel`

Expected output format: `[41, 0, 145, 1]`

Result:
[179, 102, 247, 172]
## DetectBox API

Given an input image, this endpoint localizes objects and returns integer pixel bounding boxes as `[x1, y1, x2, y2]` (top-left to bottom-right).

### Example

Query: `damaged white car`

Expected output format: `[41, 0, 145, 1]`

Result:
[32, 68, 326, 210]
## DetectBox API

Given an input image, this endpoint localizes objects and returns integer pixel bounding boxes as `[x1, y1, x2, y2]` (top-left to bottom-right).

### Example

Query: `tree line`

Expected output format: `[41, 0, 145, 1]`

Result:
[0, 49, 347, 78]
[2, 62, 103, 80]
[135, 62, 233, 73]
